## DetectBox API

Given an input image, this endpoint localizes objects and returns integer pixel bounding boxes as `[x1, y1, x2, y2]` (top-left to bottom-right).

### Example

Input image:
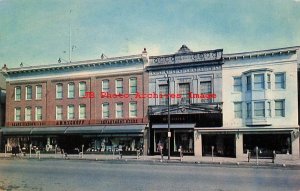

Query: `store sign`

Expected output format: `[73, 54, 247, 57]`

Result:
[11, 121, 46, 127]
[56, 120, 85, 126]
[96, 118, 143, 124]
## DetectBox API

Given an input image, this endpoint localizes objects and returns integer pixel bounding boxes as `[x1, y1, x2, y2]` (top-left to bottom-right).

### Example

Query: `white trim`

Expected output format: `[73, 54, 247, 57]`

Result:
[129, 77, 137, 94]
[68, 82, 75, 98]
[102, 79, 109, 92]
[25, 86, 32, 100]
[25, 107, 32, 121]
[79, 81, 86, 97]
[115, 79, 123, 94]
[102, 102, 109, 119]
[79, 104, 86, 119]
[115, 102, 123, 118]
[56, 105, 63, 120]
[35, 85, 42, 100]
[67, 105, 75, 120]
[14, 107, 21, 121]
[56, 83, 63, 99]
[35, 106, 42, 121]
[129, 102, 137, 118]
[14, 86, 21, 101]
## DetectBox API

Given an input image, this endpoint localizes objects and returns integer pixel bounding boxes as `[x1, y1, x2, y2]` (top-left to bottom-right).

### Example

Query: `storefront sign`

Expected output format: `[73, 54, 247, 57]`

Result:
[11, 121, 46, 127]
[96, 118, 143, 124]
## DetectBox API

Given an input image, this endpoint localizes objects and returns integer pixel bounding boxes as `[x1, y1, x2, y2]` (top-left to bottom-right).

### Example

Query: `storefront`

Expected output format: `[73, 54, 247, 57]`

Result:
[201, 134, 235, 157]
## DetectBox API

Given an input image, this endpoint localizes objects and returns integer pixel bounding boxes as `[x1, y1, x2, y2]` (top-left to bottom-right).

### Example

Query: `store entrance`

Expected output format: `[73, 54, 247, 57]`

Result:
[202, 134, 235, 157]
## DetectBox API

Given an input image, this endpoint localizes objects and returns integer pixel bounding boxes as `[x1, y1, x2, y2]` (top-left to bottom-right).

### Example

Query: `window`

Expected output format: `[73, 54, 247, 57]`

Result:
[56, 105, 63, 120]
[233, 77, 242, 92]
[68, 83, 75, 98]
[275, 73, 285, 89]
[200, 81, 212, 103]
[14, 107, 21, 121]
[267, 74, 271, 89]
[129, 102, 137, 117]
[56, 84, 63, 99]
[179, 83, 190, 104]
[275, 100, 285, 117]
[79, 104, 86, 119]
[15, 86, 21, 101]
[116, 102, 123, 118]
[67, 105, 75, 120]
[129, 77, 137, 94]
[254, 74, 264, 90]
[102, 80, 109, 92]
[254, 102, 265, 117]
[246, 103, 251, 118]
[116, 79, 123, 94]
[159, 84, 168, 105]
[79, 82, 86, 97]
[25, 107, 32, 121]
[36, 85, 42, 100]
[267, 101, 271, 117]
[246, 76, 251, 91]
[26, 86, 32, 100]
[234, 102, 242, 118]
[35, 106, 42, 121]
[102, 103, 109, 119]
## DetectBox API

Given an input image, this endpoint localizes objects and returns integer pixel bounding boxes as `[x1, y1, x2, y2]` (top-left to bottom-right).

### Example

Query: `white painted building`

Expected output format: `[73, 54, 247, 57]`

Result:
[223, 46, 300, 158]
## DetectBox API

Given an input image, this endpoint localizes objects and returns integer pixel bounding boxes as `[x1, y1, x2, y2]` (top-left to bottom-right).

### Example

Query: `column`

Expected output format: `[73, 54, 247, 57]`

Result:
[235, 133, 243, 159]
[291, 131, 299, 158]
[194, 131, 202, 157]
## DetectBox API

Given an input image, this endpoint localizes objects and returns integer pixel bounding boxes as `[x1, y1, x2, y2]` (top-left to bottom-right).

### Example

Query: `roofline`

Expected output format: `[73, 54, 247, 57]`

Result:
[2, 54, 145, 74]
[223, 46, 300, 60]
[149, 48, 223, 59]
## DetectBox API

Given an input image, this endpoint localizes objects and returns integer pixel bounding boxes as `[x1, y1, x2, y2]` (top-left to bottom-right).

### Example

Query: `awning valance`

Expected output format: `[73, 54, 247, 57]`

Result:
[152, 123, 195, 129]
[1, 127, 32, 135]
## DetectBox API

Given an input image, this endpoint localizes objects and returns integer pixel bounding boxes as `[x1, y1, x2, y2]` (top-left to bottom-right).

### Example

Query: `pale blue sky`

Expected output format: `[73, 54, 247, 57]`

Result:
[0, 0, 300, 68]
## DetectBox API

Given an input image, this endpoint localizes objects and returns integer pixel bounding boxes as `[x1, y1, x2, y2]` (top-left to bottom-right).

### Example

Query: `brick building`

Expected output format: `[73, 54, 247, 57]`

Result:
[1, 50, 149, 154]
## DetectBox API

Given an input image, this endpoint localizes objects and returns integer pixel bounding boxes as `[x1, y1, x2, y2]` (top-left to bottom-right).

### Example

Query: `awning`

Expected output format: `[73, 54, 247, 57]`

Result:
[152, 123, 195, 129]
[1, 127, 32, 135]
[65, 125, 145, 134]
[31, 127, 68, 135]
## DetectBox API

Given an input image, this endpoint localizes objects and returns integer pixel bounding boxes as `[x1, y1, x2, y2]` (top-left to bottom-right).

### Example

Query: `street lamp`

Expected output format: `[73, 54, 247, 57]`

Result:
[165, 72, 171, 160]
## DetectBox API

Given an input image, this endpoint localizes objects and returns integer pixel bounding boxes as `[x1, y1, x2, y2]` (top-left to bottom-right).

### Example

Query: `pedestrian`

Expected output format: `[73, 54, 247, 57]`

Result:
[158, 142, 163, 162]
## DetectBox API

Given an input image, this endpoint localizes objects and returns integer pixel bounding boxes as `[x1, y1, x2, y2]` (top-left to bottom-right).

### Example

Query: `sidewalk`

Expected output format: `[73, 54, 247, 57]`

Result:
[1, 152, 300, 168]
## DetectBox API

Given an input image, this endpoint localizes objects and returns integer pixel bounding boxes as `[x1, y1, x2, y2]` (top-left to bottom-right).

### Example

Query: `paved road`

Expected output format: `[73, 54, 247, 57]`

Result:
[0, 159, 299, 191]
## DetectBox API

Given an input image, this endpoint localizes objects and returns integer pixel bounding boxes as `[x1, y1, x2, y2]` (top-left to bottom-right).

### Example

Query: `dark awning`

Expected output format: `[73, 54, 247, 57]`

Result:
[1, 127, 32, 135]
[65, 125, 145, 134]
[31, 127, 68, 135]
[152, 123, 195, 129]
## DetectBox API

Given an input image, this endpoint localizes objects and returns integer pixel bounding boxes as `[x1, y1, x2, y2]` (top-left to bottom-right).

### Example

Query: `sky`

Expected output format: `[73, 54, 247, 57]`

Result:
[0, 0, 300, 68]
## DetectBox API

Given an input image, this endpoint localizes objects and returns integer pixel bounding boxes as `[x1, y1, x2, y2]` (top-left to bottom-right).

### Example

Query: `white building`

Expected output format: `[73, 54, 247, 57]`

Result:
[222, 46, 300, 159]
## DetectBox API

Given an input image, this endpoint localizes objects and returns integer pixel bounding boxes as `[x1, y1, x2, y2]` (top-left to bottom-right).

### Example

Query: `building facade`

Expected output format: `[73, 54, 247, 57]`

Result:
[222, 46, 300, 158]
[147, 45, 223, 156]
[1, 51, 149, 154]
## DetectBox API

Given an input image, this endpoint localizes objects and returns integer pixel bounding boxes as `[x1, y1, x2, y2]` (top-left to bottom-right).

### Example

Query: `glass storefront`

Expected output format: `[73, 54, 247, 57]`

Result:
[174, 130, 193, 153]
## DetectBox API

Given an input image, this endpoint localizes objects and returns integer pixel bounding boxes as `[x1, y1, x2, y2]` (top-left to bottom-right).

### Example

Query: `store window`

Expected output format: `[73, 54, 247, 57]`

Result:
[174, 130, 194, 153]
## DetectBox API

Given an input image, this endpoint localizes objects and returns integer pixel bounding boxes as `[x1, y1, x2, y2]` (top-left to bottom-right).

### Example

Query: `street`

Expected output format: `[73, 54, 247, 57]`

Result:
[0, 159, 299, 191]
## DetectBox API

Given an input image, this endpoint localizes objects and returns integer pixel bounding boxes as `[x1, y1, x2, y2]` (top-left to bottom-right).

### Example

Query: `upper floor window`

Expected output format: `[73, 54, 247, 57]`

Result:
[25, 107, 32, 121]
[102, 80, 109, 92]
[246, 76, 251, 91]
[129, 77, 137, 94]
[254, 102, 265, 117]
[56, 84, 63, 99]
[79, 82, 87, 97]
[35, 106, 42, 121]
[67, 105, 75, 120]
[26, 86, 32, 100]
[246, 103, 251, 119]
[79, 104, 86, 119]
[275, 73, 285, 89]
[267, 101, 271, 117]
[275, 100, 285, 117]
[159, 84, 168, 105]
[116, 102, 123, 118]
[267, 74, 271, 89]
[56, 105, 63, 120]
[254, 74, 264, 90]
[68, 83, 75, 98]
[233, 77, 242, 92]
[200, 81, 212, 103]
[129, 102, 137, 118]
[36, 85, 42, 100]
[14, 107, 21, 121]
[102, 103, 109, 119]
[115, 79, 123, 94]
[234, 102, 242, 118]
[15, 86, 21, 101]
[179, 83, 190, 104]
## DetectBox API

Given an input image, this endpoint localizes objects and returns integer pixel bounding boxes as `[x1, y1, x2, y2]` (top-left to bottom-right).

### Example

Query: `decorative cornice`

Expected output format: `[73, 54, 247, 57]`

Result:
[223, 46, 300, 61]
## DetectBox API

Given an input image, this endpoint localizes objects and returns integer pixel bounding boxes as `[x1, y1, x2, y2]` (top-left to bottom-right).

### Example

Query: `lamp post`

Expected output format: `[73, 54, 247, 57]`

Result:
[165, 72, 171, 160]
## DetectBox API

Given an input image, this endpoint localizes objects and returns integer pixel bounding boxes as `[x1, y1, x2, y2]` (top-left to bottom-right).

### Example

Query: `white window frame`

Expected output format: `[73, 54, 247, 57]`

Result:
[254, 101, 265, 117]
[14, 107, 21, 121]
[234, 102, 242, 118]
[129, 102, 137, 118]
[26, 86, 32, 100]
[35, 106, 42, 121]
[79, 81, 87, 97]
[253, 73, 265, 90]
[15, 86, 21, 101]
[275, 100, 285, 117]
[275, 73, 286, 89]
[56, 105, 63, 120]
[25, 107, 32, 121]
[67, 105, 75, 120]
[102, 103, 109, 119]
[56, 84, 63, 99]
[233, 77, 242, 92]
[68, 83, 75, 98]
[36, 85, 42, 100]
[129, 77, 137, 94]
[102, 80, 109, 92]
[79, 104, 86, 119]
[116, 102, 123, 118]
[115, 79, 123, 94]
